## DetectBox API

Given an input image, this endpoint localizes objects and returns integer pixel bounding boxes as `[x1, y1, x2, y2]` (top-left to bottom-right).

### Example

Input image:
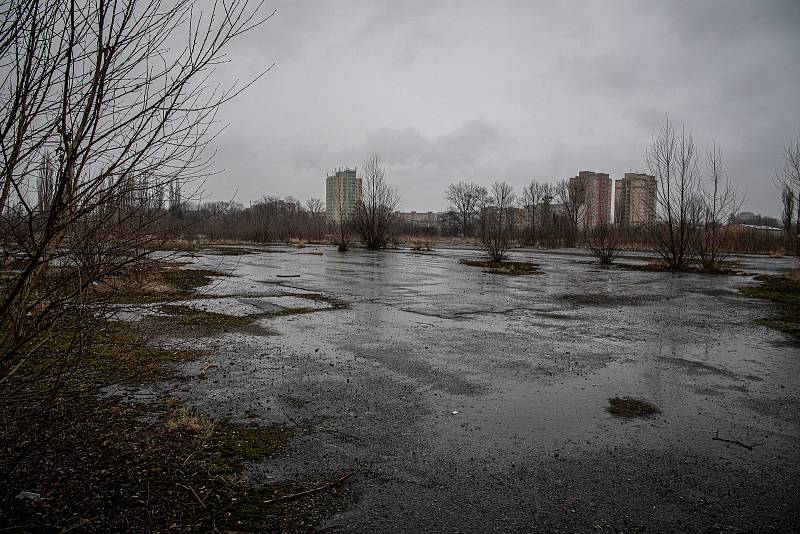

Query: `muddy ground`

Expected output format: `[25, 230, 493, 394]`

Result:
[144, 246, 798, 532]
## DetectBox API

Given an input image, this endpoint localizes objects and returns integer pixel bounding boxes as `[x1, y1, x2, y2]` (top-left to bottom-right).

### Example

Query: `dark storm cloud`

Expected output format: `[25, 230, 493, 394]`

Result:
[287, 119, 503, 174]
[206, 0, 800, 214]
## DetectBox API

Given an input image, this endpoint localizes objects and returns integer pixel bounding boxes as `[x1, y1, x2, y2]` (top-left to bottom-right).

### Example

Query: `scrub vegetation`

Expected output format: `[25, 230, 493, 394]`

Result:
[607, 397, 661, 418]
[1, 259, 348, 531]
[741, 270, 800, 342]
[460, 259, 540, 275]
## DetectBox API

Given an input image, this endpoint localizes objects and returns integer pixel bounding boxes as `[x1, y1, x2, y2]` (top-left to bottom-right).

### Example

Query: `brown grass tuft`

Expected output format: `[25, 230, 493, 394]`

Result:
[607, 397, 661, 418]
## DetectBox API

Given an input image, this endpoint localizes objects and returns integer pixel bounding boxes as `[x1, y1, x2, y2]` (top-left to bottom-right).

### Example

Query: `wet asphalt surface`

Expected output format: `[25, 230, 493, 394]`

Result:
[169, 246, 799, 533]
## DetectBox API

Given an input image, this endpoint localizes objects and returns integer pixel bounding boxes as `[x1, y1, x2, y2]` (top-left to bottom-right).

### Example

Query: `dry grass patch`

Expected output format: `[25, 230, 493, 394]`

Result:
[741, 270, 800, 342]
[607, 397, 661, 418]
[166, 408, 216, 440]
[618, 260, 739, 275]
[150, 304, 275, 336]
[460, 259, 540, 275]
[99, 261, 230, 304]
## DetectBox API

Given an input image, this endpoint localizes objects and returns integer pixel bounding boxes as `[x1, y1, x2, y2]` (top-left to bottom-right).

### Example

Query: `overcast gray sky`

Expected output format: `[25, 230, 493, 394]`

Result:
[207, 0, 800, 216]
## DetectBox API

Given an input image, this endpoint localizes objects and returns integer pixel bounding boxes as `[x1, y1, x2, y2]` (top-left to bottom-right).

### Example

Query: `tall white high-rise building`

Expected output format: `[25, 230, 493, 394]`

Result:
[326, 168, 362, 226]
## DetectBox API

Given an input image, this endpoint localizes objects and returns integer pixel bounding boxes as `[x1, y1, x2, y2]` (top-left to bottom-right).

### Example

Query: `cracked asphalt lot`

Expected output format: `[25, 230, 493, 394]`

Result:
[170, 246, 799, 532]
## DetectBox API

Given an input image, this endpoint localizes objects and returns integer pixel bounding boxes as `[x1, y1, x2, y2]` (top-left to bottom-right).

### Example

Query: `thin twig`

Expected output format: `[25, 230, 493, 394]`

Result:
[177, 482, 207, 508]
[262, 472, 353, 505]
[198, 363, 218, 375]
[61, 516, 98, 533]
[712, 430, 761, 451]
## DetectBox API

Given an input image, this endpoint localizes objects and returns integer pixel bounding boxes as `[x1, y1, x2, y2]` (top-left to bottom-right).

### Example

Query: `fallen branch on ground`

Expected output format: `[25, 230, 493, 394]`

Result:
[262, 472, 353, 505]
[712, 430, 761, 451]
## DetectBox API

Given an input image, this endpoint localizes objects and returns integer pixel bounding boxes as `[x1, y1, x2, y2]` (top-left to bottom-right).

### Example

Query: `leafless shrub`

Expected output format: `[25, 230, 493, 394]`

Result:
[588, 224, 620, 264]
[695, 143, 743, 270]
[777, 134, 800, 255]
[555, 179, 585, 246]
[646, 116, 702, 270]
[352, 153, 399, 249]
[306, 197, 325, 241]
[333, 188, 352, 251]
[0, 0, 269, 475]
[520, 181, 553, 246]
[780, 185, 795, 255]
[480, 182, 516, 261]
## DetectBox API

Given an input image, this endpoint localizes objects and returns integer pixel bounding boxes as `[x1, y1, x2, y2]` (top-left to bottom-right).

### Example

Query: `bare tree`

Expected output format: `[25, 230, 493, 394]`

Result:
[445, 182, 485, 238]
[646, 117, 701, 270]
[0, 0, 270, 474]
[777, 134, 800, 255]
[278, 196, 303, 243]
[780, 185, 795, 255]
[306, 197, 325, 241]
[539, 183, 554, 239]
[588, 223, 620, 264]
[696, 143, 742, 270]
[556, 179, 584, 246]
[481, 181, 516, 261]
[521, 181, 547, 246]
[353, 153, 399, 249]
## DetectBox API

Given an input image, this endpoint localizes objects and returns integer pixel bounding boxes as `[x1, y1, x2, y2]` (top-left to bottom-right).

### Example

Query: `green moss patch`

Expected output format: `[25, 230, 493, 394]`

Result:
[18, 315, 197, 387]
[460, 259, 541, 275]
[2, 265, 350, 532]
[741, 271, 800, 342]
[607, 397, 661, 418]
[208, 421, 294, 461]
[90, 320, 198, 383]
[220, 474, 356, 533]
[151, 304, 275, 336]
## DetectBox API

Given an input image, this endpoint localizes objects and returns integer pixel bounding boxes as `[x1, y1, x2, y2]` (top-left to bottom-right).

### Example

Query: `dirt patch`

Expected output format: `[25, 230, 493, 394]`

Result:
[460, 259, 541, 275]
[291, 292, 350, 309]
[224, 474, 357, 532]
[617, 261, 740, 276]
[607, 397, 661, 418]
[2, 306, 343, 532]
[0, 395, 316, 532]
[104, 261, 231, 304]
[740, 270, 800, 342]
[148, 304, 276, 337]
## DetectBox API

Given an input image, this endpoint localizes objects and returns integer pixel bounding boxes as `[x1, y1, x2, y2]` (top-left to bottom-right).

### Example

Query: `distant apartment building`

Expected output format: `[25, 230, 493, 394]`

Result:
[396, 211, 440, 226]
[569, 171, 611, 231]
[326, 168, 362, 226]
[614, 173, 656, 226]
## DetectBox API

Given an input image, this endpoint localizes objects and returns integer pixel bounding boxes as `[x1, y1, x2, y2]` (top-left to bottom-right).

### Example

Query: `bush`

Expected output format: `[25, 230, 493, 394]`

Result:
[589, 224, 620, 264]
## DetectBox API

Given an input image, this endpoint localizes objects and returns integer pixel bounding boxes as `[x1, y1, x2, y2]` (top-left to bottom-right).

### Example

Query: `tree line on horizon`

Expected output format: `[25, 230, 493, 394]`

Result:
[441, 119, 799, 268]
[144, 121, 797, 265]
